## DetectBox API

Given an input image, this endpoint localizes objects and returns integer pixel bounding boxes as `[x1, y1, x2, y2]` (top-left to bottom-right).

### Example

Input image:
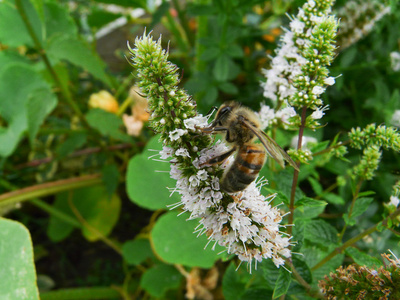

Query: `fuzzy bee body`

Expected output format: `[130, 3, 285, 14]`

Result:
[201, 101, 298, 193]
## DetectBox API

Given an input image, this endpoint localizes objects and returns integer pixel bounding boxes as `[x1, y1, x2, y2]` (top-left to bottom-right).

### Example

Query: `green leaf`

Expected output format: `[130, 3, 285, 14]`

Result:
[222, 262, 246, 300]
[122, 238, 155, 266]
[240, 289, 273, 300]
[26, 88, 57, 144]
[292, 256, 312, 284]
[149, 1, 170, 28]
[86, 109, 131, 142]
[140, 263, 183, 298]
[344, 197, 374, 226]
[324, 193, 345, 205]
[226, 44, 244, 58]
[0, 63, 56, 157]
[151, 211, 224, 268]
[0, 0, 42, 47]
[260, 259, 281, 289]
[273, 268, 291, 299]
[0, 218, 40, 300]
[44, 2, 77, 39]
[218, 81, 239, 95]
[56, 132, 88, 158]
[307, 177, 323, 195]
[304, 219, 338, 246]
[126, 135, 181, 210]
[47, 186, 121, 242]
[102, 164, 120, 198]
[46, 35, 112, 86]
[296, 197, 327, 208]
[346, 247, 383, 268]
[200, 47, 220, 62]
[213, 54, 231, 81]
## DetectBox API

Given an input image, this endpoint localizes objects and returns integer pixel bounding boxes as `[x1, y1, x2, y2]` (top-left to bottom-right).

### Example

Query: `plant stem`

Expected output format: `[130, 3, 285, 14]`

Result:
[0, 174, 102, 207]
[67, 195, 122, 255]
[311, 207, 400, 271]
[288, 106, 307, 236]
[287, 260, 324, 299]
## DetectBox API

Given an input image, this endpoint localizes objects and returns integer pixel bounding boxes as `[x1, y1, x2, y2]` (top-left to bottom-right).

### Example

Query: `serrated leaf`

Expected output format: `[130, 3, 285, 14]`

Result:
[0, 218, 40, 300]
[273, 268, 291, 298]
[86, 109, 131, 142]
[307, 177, 323, 195]
[260, 259, 281, 288]
[344, 197, 374, 226]
[140, 263, 182, 297]
[122, 238, 155, 266]
[151, 211, 224, 268]
[304, 219, 338, 246]
[292, 256, 312, 284]
[296, 197, 327, 208]
[46, 35, 112, 86]
[56, 132, 87, 158]
[26, 88, 57, 144]
[324, 193, 345, 205]
[126, 135, 181, 210]
[222, 262, 246, 300]
[346, 247, 382, 268]
[102, 164, 120, 197]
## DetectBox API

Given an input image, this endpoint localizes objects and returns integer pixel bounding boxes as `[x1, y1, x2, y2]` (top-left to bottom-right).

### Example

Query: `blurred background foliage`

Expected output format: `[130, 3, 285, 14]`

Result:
[0, 0, 399, 299]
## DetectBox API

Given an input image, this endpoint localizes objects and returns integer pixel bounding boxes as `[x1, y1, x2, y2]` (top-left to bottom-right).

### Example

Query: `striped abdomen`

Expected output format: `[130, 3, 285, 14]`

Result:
[221, 144, 266, 193]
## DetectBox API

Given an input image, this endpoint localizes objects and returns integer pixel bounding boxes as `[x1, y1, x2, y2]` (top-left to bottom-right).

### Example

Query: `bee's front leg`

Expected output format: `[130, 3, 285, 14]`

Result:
[200, 147, 236, 167]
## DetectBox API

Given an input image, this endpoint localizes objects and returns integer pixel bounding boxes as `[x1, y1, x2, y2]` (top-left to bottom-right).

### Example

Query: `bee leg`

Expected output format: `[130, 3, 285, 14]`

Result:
[199, 126, 228, 134]
[200, 147, 236, 167]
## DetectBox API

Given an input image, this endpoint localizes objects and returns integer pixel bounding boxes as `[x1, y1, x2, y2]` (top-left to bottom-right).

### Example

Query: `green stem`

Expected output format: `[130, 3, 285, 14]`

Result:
[31, 198, 81, 228]
[338, 179, 363, 241]
[0, 174, 102, 207]
[312, 207, 400, 271]
[163, 11, 190, 54]
[288, 106, 307, 237]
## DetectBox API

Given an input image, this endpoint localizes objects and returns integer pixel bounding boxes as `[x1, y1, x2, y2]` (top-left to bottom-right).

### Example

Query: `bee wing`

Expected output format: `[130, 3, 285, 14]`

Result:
[241, 119, 300, 171]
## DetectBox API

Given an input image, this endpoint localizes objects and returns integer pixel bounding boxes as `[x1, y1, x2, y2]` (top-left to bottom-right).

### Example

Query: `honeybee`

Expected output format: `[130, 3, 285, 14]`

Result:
[201, 101, 299, 193]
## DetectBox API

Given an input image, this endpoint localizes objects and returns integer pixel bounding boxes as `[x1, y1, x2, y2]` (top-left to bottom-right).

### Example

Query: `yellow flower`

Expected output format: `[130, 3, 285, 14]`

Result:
[89, 90, 119, 113]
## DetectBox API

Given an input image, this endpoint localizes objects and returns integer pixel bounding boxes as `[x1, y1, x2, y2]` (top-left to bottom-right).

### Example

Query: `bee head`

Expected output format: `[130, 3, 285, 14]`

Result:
[211, 103, 236, 126]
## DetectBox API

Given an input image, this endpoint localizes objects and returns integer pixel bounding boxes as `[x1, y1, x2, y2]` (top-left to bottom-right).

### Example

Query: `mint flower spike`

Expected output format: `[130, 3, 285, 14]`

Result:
[261, 0, 338, 130]
[129, 32, 293, 270]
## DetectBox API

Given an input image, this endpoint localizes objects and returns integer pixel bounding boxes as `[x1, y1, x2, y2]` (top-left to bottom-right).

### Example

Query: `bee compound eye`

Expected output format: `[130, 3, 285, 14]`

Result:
[219, 106, 232, 116]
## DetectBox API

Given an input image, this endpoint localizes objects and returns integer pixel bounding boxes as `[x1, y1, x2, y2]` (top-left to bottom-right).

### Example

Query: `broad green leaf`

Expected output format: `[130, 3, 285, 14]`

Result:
[47, 186, 121, 242]
[200, 47, 220, 62]
[26, 88, 57, 144]
[0, 218, 39, 300]
[122, 238, 155, 266]
[0, 51, 31, 73]
[56, 131, 88, 158]
[260, 259, 281, 289]
[346, 247, 382, 268]
[273, 268, 291, 299]
[86, 109, 131, 142]
[126, 135, 181, 210]
[226, 44, 244, 58]
[218, 81, 239, 95]
[344, 197, 374, 226]
[151, 211, 224, 268]
[140, 263, 183, 298]
[294, 205, 325, 219]
[213, 54, 231, 81]
[304, 219, 338, 246]
[46, 35, 112, 86]
[222, 262, 246, 300]
[0, 0, 42, 47]
[0, 64, 56, 157]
